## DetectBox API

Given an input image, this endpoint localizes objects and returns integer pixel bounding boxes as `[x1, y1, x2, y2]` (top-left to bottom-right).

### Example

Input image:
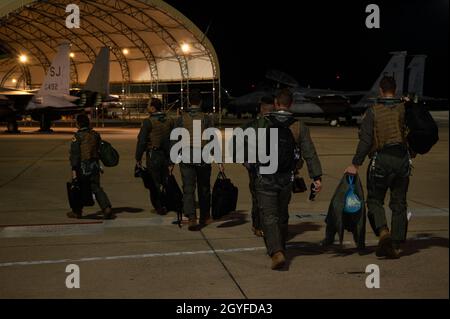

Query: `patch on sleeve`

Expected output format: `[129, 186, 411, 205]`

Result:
[72, 136, 77, 143]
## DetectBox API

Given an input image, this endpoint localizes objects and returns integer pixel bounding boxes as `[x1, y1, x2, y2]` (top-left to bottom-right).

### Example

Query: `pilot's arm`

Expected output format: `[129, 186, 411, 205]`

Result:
[299, 123, 322, 181]
[352, 108, 374, 166]
[135, 119, 151, 164]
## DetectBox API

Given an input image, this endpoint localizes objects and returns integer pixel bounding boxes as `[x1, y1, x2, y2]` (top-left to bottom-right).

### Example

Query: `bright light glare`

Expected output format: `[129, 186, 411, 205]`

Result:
[19, 55, 28, 63]
[70, 52, 75, 58]
[181, 43, 190, 53]
[122, 48, 129, 55]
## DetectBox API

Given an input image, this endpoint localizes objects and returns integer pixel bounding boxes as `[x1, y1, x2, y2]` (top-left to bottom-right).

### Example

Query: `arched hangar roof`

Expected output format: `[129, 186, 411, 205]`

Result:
[0, 0, 220, 88]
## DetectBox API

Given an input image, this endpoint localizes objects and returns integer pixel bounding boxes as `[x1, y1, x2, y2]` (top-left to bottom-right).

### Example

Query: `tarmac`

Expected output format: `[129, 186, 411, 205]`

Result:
[0, 113, 448, 299]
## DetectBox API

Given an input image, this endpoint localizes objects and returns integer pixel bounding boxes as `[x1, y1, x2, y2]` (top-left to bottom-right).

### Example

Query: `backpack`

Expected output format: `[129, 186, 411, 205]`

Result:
[405, 101, 439, 155]
[260, 114, 298, 174]
[99, 140, 120, 167]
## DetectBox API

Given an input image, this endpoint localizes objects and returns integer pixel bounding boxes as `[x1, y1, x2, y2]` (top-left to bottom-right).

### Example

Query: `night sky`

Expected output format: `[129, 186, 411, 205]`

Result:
[166, 0, 449, 98]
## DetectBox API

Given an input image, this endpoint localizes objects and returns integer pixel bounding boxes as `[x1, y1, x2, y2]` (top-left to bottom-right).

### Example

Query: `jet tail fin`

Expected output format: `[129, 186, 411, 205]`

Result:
[37, 43, 71, 97]
[84, 47, 110, 96]
[407, 55, 426, 98]
[368, 51, 407, 97]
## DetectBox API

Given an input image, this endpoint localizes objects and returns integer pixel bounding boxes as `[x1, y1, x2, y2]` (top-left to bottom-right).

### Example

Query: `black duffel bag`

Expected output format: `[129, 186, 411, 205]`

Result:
[212, 172, 238, 220]
[161, 173, 183, 214]
[66, 177, 94, 212]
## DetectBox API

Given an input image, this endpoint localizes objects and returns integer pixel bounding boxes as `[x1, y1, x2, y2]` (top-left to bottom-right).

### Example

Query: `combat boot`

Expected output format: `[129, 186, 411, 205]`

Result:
[188, 216, 198, 231]
[199, 214, 212, 226]
[252, 226, 264, 237]
[376, 227, 399, 259]
[156, 207, 168, 215]
[103, 207, 115, 220]
[67, 210, 82, 219]
[271, 251, 286, 270]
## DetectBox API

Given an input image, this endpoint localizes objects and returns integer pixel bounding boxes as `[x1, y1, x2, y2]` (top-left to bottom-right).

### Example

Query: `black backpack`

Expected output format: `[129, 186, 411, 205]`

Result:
[99, 140, 120, 167]
[260, 114, 298, 174]
[405, 101, 439, 155]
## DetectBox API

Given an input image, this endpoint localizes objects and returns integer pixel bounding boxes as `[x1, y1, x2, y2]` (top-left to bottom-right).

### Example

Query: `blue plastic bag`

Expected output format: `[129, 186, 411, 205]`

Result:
[344, 175, 362, 214]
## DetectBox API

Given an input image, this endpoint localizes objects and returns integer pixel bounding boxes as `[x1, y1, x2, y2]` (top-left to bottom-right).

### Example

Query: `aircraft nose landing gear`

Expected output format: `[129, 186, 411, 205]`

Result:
[37, 114, 54, 133]
[5, 118, 19, 133]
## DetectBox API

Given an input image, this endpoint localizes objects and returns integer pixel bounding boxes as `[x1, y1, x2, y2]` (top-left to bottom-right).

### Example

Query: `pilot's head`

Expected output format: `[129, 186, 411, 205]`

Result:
[76, 114, 90, 129]
[379, 76, 396, 98]
[148, 97, 162, 114]
[274, 88, 293, 110]
[260, 95, 274, 115]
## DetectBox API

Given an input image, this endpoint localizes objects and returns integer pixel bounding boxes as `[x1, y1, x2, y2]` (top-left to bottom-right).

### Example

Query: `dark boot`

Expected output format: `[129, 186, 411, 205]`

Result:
[271, 251, 286, 270]
[103, 207, 115, 220]
[67, 210, 82, 219]
[199, 213, 212, 226]
[188, 216, 198, 231]
[252, 226, 264, 237]
[376, 227, 399, 259]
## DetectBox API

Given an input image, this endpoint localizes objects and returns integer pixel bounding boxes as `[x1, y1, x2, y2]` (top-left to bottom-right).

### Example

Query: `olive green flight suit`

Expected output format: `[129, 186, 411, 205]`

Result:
[135, 112, 174, 210]
[254, 112, 323, 256]
[174, 107, 214, 222]
[352, 98, 411, 243]
[70, 127, 111, 210]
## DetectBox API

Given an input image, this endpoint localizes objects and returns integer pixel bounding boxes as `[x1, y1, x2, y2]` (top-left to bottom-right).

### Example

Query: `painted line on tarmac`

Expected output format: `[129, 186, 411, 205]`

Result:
[0, 236, 444, 268]
[0, 141, 66, 189]
[0, 246, 267, 268]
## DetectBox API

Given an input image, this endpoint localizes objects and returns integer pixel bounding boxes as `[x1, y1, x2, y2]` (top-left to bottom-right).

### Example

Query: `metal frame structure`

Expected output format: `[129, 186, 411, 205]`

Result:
[0, 0, 221, 113]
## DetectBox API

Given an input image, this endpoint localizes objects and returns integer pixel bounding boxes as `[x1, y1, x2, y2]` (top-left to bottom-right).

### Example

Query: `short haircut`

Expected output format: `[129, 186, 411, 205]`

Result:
[149, 98, 162, 111]
[379, 76, 397, 94]
[275, 88, 293, 107]
[189, 89, 202, 106]
[76, 114, 90, 128]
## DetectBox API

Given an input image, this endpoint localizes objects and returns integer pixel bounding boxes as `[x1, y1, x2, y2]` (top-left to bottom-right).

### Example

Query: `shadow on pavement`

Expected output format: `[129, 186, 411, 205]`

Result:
[399, 234, 449, 258]
[82, 207, 144, 219]
[216, 211, 249, 228]
[287, 221, 322, 241]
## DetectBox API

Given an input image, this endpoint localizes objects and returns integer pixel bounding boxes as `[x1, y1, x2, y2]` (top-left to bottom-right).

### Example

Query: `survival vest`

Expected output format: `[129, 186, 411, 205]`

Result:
[372, 102, 407, 151]
[147, 114, 172, 150]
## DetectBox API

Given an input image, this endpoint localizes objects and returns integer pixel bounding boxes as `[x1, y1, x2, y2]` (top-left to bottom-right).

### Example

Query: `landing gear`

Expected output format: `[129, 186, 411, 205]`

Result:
[38, 114, 53, 133]
[344, 109, 357, 126]
[5, 118, 19, 133]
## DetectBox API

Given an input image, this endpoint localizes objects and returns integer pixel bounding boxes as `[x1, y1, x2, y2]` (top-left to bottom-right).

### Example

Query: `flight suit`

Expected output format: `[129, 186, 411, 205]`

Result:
[135, 112, 174, 211]
[70, 127, 111, 211]
[352, 98, 410, 244]
[241, 116, 270, 233]
[255, 112, 323, 256]
[174, 107, 214, 223]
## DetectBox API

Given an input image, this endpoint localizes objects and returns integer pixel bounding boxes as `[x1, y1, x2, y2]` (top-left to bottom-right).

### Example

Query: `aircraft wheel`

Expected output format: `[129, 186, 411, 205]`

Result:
[6, 119, 19, 133]
[38, 115, 53, 133]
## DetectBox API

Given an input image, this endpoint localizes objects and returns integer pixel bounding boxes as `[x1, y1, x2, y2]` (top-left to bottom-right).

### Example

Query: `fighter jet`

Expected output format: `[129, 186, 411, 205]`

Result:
[227, 51, 408, 125]
[0, 45, 113, 132]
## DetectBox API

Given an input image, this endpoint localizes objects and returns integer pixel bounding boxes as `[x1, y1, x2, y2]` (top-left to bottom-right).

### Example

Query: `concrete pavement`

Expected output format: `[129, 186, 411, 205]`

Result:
[0, 116, 448, 298]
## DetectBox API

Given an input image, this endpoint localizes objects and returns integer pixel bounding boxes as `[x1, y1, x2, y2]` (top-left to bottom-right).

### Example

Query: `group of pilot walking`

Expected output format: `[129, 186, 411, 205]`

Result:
[68, 76, 413, 270]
